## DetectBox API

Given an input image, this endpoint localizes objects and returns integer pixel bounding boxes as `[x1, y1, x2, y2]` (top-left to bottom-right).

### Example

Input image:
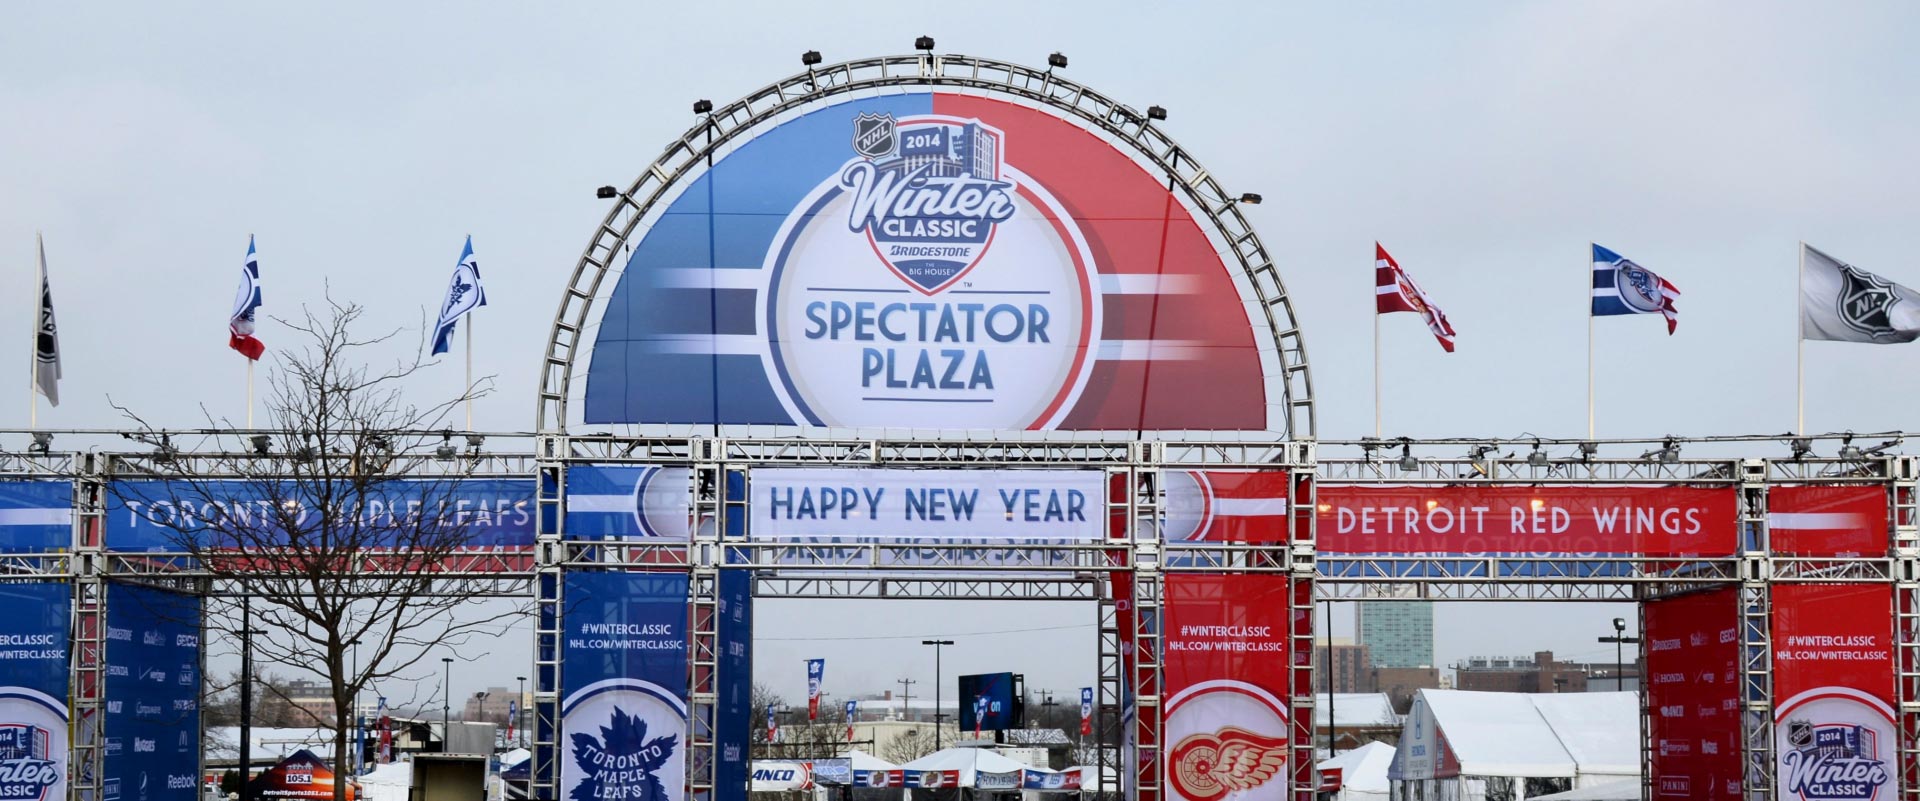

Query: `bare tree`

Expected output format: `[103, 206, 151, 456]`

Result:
[111, 299, 522, 801]
[876, 728, 935, 765]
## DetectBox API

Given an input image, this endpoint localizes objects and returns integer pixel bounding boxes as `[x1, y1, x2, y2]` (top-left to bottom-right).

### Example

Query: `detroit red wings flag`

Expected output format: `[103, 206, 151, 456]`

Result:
[1376, 243, 1457, 352]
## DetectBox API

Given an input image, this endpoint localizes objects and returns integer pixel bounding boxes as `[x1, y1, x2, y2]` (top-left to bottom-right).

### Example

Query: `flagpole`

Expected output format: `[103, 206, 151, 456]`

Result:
[246, 360, 254, 429]
[465, 318, 475, 431]
[1586, 243, 1595, 441]
[1373, 307, 1381, 440]
[29, 233, 41, 430]
[1796, 241, 1806, 434]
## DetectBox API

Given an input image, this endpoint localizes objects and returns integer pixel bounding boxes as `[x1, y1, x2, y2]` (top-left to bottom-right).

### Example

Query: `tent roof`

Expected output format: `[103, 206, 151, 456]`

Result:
[1529, 779, 1641, 801]
[1412, 690, 1639, 778]
[1315, 694, 1399, 728]
[1528, 694, 1639, 776]
[1319, 742, 1396, 793]
[842, 750, 897, 771]
[898, 747, 1041, 781]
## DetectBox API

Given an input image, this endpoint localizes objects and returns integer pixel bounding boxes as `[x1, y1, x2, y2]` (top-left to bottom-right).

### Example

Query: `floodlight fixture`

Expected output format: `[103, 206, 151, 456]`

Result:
[250, 434, 271, 456]
[1789, 437, 1813, 460]
[1397, 444, 1419, 472]
[914, 36, 935, 52]
[1146, 105, 1168, 121]
[595, 186, 618, 199]
[1838, 435, 1864, 461]
[29, 432, 52, 455]
[802, 50, 823, 66]
[466, 434, 486, 454]
[1526, 442, 1549, 468]
[1578, 441, 1599, 461]
[435, 431, 456, 461]
[1658, 439, 1680, 464]
[1237, 193, 1263, 205]
[693, 99, 714, 114]
[1047, 52, 1068, 69]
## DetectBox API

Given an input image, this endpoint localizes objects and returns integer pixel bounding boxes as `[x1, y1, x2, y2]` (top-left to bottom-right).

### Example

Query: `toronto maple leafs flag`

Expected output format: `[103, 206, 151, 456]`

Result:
[431, 236, 487, 356]
[1591, 244, 1680, 334]
[806, 659, 824, 720]
[1802, 244, 1920, 343]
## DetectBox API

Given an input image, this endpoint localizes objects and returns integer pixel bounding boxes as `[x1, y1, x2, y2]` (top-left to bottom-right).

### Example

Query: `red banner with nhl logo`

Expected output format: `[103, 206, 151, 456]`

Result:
[1163, 574, 1293, 801]
[1644, 587, 1742, 801]
[1771, 585, 1896, 801]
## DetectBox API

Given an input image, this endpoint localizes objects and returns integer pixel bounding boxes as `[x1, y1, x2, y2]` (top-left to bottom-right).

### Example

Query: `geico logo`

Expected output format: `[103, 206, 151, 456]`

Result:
[1720, 628, 1738, 644]
[175, 635, 199, 648]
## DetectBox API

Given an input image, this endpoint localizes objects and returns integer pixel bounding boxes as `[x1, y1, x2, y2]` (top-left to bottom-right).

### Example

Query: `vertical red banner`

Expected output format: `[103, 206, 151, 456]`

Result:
[1771, 584, 1896, 801]
[1645, 587, 1742, 801]
[1163, 574, 1293, 801]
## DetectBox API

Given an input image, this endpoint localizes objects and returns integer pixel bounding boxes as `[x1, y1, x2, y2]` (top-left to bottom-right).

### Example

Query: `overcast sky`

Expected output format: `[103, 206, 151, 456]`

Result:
[5, 2, 1917, 706]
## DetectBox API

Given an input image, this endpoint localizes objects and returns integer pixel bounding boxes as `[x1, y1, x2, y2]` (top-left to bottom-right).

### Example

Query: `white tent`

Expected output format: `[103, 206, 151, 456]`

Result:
[1318, 742, 1394, 801]
[1065, 766, 1117, 794]
[1527, 780, 1639, 801]
[1314, 694, 1399, 728]
[847, 750, 899, 772]
[899, 747, 1044, 788]
[1388, 690, 1639, 801]
[360, 761, 412, 801]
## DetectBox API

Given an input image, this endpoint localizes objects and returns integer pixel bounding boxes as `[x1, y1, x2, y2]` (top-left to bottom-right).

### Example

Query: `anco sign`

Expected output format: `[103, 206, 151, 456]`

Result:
[585, 92, 1270, 432]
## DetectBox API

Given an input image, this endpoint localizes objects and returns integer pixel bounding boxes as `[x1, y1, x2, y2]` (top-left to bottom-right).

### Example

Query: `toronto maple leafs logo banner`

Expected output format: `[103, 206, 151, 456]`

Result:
[562, 572, 692, 801]
[1162, 574, 1294, 801]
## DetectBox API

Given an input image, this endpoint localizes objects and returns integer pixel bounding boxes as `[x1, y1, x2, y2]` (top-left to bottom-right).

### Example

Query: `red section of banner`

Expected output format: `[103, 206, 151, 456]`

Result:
[1772, 584, 1896, 801]
[1315, 486, 1738, 556]
[1163, 574, 1292, 801]
[1769, 486, 1889, 558]
[1645, 587, 1742, 801]
[1110, 471, 1292, 543]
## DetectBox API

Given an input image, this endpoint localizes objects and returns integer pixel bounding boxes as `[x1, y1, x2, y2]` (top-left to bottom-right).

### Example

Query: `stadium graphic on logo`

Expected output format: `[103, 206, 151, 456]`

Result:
[1775, 687, 1894, 801]
[1615, 261, 1666, 313]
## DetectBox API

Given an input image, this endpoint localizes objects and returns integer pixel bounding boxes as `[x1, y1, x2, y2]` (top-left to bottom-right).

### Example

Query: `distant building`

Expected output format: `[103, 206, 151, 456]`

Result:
[1315, 640, 1373, 694]
[1370, 667, 1441, 713]
[461, 686, 524, 726]
[1356, 602, 1433, 669]
[282, 679, 335, 724]
[1452, 651, 1637, 693]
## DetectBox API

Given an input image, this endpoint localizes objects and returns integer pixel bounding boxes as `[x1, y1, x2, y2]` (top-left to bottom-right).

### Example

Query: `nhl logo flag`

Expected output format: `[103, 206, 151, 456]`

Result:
[1591, 244, 1680, 334]
[1375, 243, 1457, 352]
[1801, 244, 1919, 343]
[228, 236, 265, 360]
[806, 659, 824, 720]
[845, 700, 857, 742]
[431, 236, 487, 355]
[33, 234, 59, 407]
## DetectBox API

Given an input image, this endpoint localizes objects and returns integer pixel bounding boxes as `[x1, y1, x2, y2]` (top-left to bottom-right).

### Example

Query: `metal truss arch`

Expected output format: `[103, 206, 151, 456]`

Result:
[537, 51, 1315, 437]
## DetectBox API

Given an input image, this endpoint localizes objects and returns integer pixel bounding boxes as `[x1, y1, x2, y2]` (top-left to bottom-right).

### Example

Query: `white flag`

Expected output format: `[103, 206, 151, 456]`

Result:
[33, 234, 60, 407]
[1801, 244, 1920, 343]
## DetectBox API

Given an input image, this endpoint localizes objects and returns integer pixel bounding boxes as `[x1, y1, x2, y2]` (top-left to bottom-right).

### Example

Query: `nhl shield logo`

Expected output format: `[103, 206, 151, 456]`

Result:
[839, 115, 1018, 294]
[1837, 263, 1901, 340]
[851, 113, 897, 160]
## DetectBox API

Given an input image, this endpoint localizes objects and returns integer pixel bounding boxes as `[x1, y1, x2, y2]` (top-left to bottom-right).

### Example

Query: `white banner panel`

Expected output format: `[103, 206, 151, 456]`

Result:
[750, 468, 1104, 541]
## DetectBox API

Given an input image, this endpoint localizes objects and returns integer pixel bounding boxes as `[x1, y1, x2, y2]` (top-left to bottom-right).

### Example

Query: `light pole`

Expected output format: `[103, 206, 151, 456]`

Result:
[441, 657, 454, 751]
[1597, 617, 1641, 692]
[921, 639, 954, 750]
[517, 676, 528, 748]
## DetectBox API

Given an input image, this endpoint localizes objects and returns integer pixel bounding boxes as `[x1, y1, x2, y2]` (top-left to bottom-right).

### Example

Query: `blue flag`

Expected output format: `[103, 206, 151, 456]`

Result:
[431, 236, 487, 355]
[1591, 243, 1679, 334]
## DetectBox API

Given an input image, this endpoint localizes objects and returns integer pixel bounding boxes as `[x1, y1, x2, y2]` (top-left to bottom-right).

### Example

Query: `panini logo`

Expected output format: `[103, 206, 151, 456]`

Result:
[1659, 777, 1691, 796]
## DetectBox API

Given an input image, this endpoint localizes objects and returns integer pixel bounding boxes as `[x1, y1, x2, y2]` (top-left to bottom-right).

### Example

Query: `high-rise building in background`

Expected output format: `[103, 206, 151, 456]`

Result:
[1356, 601, 1434, 668]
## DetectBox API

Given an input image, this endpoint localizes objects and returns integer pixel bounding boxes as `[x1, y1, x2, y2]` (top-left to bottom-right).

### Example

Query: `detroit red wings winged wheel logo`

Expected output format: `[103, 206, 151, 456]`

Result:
[1169, 727, 1288, 800]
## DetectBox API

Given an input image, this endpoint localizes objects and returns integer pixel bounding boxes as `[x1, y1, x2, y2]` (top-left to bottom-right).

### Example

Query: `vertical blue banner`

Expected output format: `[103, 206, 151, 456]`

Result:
[0, 481, 71, 553]
[562, 572, 690, 801]
[103, 583, 201, 801]
[0, 582, 71, 801]
[714, 570, 752, 801]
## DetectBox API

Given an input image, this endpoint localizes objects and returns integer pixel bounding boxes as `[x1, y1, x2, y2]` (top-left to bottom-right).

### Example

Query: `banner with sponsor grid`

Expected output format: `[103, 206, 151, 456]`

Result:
[1644, 587, 1741, 801]
[1771, 584, 1896, 801]
[103, 583, 201, 801]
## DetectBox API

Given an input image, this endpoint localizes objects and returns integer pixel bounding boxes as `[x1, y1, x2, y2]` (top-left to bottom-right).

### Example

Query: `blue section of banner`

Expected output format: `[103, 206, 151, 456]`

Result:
[714, 570, 753, 801]
[0, 583, 71, 697]
[0, 481, 71, 553]
[561, 572, 691, 801]
[104, 478, 536, 552]
[584, 94, 934, 425]
[103, 583, 200, 801]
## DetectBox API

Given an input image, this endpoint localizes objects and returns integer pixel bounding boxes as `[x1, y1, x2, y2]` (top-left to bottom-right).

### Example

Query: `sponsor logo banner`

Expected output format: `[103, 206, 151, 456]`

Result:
[0, 482, 72, 554]
[1769, 486, 1888, 558]
[106, 478, 536, 552]
[1645, 587, 1740, 801]
[247, 750, 355, 801]
[714, 571, 753, 801]
[1022, 770, 1082, 791]
[0, 584, 70, 801]
[1316, 486, 1738, 556]
[562, 572, 690, 801]
[977, 771, 1022, 791]
[103, 584, 200, 801]
[582, 93, 1271, 433]
[905, 770, 959, 789]
[748, 762, 813, 791]
[1773, 585, 1895, 801]
[1163, 574, 1292, 801]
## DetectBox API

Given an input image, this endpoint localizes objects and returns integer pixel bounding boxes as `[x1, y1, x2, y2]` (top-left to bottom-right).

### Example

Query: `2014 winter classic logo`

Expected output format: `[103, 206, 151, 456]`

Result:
[1775, 687, 1894, 801]
[760, 111, 1100, 430]
[0, 688, 68, 801]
